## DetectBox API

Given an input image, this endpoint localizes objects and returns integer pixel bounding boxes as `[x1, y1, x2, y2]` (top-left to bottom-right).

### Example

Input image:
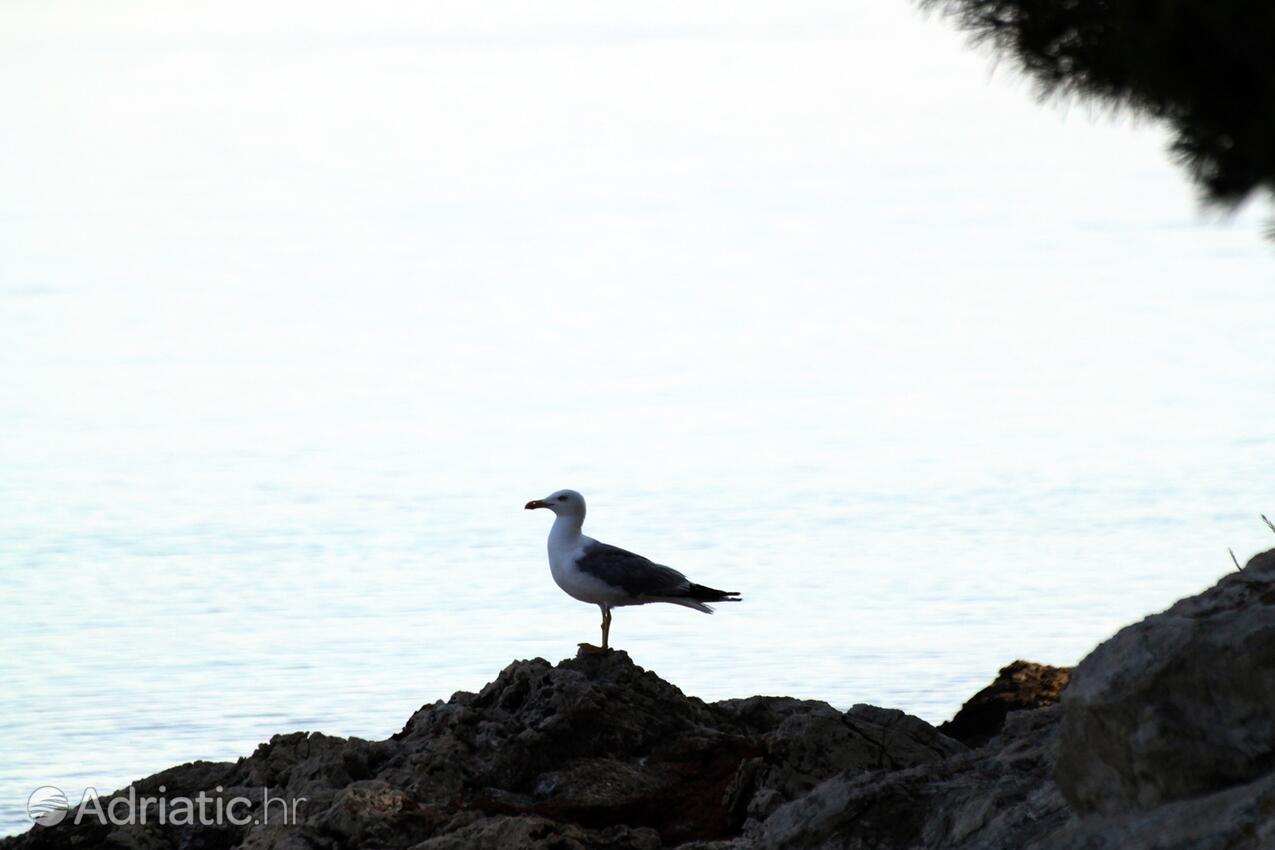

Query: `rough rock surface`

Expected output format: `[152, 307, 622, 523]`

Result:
[1040, 770, 1275, 850]
[1056, 548, 1275, 815]
[938, 660, 1071, 747]
[760, 703, 1068, 849]
[1, 651, 963, 850]
[7, 548, 1274, 850]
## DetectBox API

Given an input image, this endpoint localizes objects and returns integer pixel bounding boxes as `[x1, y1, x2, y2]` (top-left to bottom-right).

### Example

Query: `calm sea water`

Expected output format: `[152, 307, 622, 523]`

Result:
[2, 0, 1273, 836]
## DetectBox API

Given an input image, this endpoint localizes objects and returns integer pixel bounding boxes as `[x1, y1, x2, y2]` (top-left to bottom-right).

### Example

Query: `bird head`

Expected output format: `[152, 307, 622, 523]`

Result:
[525, 489, 586, 517]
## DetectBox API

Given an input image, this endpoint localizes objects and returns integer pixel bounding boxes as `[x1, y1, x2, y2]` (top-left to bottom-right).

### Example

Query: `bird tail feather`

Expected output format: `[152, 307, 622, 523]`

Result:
[687, 583, 742, 603]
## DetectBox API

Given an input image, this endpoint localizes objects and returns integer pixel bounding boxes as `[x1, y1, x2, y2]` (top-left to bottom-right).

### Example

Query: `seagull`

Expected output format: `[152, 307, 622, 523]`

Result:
[525, 489, 741, 652]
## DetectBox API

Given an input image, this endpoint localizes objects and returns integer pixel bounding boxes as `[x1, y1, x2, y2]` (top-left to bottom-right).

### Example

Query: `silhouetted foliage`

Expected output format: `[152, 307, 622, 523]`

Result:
[923, 0, 1275, 210]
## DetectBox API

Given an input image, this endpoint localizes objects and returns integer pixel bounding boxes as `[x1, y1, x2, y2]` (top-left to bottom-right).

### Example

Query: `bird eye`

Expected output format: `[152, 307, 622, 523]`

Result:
[557, 495, 568, 502]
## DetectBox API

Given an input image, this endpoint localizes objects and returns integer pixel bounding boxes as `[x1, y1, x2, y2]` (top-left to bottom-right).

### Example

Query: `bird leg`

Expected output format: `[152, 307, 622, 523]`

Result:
[577, 606, 613, 654]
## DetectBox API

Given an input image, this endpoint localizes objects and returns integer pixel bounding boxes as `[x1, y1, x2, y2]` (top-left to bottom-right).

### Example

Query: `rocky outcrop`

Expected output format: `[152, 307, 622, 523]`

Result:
[7, 548, 1274, 850]
[938, 660, 1071, 747]
[2, 652, 965, 850]
[759, 549, 1275, 850]
[759, 704, 1068, 849]
[1038, 771, 1275, 850]
[1051, 546, 1275, 824]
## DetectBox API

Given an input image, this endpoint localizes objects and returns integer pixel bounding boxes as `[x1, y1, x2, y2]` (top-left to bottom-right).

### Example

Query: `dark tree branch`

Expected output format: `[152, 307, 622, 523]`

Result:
[920, 0, 1275, 217]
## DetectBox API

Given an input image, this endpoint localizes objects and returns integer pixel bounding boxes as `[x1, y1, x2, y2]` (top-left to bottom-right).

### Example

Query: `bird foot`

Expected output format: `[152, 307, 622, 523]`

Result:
[576, 642, 612, 655]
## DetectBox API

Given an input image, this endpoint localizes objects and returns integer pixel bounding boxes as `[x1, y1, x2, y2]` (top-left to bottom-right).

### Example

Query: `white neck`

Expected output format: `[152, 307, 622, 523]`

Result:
[548, 511, 585, 548]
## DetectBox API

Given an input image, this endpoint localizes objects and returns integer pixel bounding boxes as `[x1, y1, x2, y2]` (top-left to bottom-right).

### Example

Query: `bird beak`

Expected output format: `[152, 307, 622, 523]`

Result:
[525, 500, 550, 510]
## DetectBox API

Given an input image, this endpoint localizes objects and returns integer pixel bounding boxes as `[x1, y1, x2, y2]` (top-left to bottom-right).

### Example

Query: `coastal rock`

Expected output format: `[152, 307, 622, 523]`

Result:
[1055, 548, 1275, 815]
[8, 551, 1274, 850]
[1041, 770, 1275, 850]
[715, 697, 965, 826]
[2, 651, 963, 850]
[938, 660, 1071, 747]
[759, 704, 1068, 849]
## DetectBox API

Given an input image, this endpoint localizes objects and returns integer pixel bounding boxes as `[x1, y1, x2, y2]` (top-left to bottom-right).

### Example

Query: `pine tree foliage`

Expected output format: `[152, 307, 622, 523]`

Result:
[923, 0, 1275, 210]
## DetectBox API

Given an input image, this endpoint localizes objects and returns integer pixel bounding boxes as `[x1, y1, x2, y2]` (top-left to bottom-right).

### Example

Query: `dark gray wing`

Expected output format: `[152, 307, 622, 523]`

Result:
[575, 542, 691, 598]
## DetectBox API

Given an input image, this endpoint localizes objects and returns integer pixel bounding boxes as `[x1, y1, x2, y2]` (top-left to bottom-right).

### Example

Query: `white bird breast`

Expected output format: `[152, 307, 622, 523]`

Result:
[548, 536, 632, 606]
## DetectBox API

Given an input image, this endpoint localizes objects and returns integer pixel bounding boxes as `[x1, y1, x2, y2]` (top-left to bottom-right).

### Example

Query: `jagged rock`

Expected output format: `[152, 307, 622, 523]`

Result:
[1055, 548, 1275, 815]
[938, 660, 1071, 747]
[1041, 770, 1275, 850]
[1, 650, 963, 850]
[716, 698, 965, 827]
[759, 704, 1069, 849]
[410, 814, 663, 850]
[10, 550, 1273, 850]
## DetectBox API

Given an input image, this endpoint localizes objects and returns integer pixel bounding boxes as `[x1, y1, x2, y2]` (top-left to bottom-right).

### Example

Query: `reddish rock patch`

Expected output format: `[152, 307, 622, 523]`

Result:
[939, 660, 1071, 747]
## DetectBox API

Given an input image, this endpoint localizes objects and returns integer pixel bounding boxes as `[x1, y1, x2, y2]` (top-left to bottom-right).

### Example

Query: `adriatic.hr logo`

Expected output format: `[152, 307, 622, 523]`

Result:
[24, 785, 306, 828]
